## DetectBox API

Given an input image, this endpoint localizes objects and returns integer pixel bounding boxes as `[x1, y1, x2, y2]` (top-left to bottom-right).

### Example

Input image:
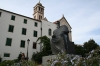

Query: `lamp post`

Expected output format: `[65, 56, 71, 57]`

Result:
[27, 39, 30, 61]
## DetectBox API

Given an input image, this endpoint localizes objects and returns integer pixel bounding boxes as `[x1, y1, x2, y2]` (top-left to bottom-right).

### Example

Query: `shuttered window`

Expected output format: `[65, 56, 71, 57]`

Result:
[48, 29, 52, 36]
[34, 31, 37, 37]
[8, 25, 14, 32]
[22, 28, 27, 35]
[11, 15, 15, 20]
[33, 42, 37, 49]
[4, 53, 10, 57]
[6, 38, 12, 46]
[24, 19, 27, 24]
[20, 40, 25, 48]
[0, 12, 2, 17]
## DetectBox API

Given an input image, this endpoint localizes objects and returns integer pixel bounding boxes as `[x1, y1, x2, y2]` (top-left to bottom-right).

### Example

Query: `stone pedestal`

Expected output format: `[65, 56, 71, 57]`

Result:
[42, 55, 56, 66]
[42, 54, 79, 66]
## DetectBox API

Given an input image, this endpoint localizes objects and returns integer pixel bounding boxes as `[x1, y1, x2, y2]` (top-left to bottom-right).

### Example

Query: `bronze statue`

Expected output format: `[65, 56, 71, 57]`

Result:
[51, 21, 75, 54]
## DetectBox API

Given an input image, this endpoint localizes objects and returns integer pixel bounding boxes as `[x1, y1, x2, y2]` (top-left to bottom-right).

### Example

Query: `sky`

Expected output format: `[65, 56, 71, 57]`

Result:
[0, 0, 100, 45]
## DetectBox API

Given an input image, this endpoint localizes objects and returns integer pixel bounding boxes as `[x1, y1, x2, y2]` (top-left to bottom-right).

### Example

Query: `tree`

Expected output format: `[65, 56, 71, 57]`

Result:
[36, 35, 52, 54]
[83, 39, 99, 53]
[32, 36, 52, 64]
[75, 44, 85, 57]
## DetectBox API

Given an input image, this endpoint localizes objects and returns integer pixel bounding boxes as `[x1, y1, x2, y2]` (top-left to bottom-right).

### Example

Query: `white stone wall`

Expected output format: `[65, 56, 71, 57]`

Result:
[42, 20, 57, 39]
[0, 9, 58, 61]
[0, 10, 41, 60]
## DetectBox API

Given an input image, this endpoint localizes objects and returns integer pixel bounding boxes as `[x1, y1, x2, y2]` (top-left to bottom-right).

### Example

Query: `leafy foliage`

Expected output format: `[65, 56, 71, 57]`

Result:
[75, 39, 99, 57]
[0, 59, 17, 66]
[37, 36, 52, 54]
[20, 61, 38, 66]
[32, 36, 52, 64]
[0, 60, 13, 66]
[75, 44, 85, 57]
[0, 60, 38, 66]
[83, 39, 99, 53]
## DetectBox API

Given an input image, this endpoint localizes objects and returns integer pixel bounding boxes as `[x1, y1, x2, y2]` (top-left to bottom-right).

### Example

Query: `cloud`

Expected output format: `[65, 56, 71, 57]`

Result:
[70, 10, 100, 45]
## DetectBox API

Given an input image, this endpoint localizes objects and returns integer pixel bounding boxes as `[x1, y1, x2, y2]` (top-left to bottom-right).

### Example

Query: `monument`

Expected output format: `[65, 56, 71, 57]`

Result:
[50, 21, 75, 54]
[42, 21, 75, 66]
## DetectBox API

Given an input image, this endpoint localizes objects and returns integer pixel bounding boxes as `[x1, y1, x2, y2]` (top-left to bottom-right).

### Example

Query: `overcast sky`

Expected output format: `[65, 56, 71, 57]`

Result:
[0, 0, 100, 45]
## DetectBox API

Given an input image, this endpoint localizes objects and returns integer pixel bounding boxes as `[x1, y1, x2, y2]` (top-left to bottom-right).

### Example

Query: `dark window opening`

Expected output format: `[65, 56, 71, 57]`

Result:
[11, 15, 15, 20]
[36, 7, 37, 11]
[34, 31, 37, 37]
[24, 19, 27, 24]
[34, 16, 36, 19]
[48, 29, 52, 36]
[8, 25, 14, 32]
[22, 28, 27, 35]
[6, 38, 12, 46]
[39, 15, 40, 20]
[4, 53, 10, 57]
[41, 16, 42, 19]
[33, 42, 37, 49]
[39, 15, 42, 20]
[20, 40, 25, 48]
[34, 22, 38, 27]
[0, 12, 2, 17]
[39, 7, 40, 11]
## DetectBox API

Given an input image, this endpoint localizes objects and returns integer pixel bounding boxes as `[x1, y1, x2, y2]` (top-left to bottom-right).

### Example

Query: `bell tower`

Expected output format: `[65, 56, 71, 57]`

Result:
[33, 1, 44, 20]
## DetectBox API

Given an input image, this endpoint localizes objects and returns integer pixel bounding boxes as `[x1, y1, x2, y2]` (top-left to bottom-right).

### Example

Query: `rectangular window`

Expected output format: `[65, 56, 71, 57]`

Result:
[33, 42, 37, 49]
[22, 28, 27, 35]
[4, 53, 10, 57]
[0, 12, 2, 17]
[8, 25, 14, 32]
[6, 38, 12, 46]
[24, 19, 27, 24]
[11, 15, 15, 20]
[20, 40, 25, 48]
[34, 31, 37, 37]
[34, 22, 38, 27]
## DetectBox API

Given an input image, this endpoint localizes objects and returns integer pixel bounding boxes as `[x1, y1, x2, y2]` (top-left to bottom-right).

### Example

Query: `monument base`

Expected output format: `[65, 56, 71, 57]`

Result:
[67, 42, 75, 54]
[42, 55, 56, 66]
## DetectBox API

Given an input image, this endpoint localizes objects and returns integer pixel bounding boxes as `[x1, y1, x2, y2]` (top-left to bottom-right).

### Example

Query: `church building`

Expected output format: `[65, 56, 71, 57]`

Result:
[0, 1, 72, 60]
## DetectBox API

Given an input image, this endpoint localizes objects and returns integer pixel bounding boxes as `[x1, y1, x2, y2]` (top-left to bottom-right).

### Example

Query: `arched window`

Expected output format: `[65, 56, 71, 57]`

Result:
[39, 7, 40, 11]
[41, 16, 42, 19]
[39, 15, 42, 20]
[48, 29, 52, 36]
[34, 16, 36, 19]
[39, 15, 41, 20]
[41, 8, 42, 12]
[36, 7, 37, 11]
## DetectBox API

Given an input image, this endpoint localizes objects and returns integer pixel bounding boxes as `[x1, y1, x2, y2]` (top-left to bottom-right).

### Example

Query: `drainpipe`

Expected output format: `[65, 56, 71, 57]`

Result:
[40, 20, 42, 52]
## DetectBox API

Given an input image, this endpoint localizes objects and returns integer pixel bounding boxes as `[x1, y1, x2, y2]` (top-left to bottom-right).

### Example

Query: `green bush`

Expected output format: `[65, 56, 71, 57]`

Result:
[0, 60, 14, 66]
[0, 60, 38, 66]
